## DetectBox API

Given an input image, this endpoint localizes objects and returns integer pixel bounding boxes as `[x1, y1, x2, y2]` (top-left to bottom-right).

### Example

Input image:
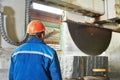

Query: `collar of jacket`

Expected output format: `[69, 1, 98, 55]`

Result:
[27, 37, 45, 44]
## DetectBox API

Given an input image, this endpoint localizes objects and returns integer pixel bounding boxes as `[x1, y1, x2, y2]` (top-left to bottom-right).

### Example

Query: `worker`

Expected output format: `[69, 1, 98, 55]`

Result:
[9, 20, 62, 80]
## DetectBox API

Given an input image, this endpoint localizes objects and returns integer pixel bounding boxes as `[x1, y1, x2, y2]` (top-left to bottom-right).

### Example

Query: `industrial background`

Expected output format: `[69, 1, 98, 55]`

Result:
[0, 0, 120, 80]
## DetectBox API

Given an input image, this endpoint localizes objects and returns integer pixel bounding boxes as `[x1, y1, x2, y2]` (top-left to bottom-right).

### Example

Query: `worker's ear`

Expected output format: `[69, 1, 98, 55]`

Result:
[41, 33, 44, 39]
[41, 32, 45, 41]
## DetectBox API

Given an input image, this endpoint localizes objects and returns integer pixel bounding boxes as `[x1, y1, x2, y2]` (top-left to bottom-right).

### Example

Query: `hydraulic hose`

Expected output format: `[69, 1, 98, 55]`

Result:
[0, 0, 31, 46]
[0, 12, 28, 46]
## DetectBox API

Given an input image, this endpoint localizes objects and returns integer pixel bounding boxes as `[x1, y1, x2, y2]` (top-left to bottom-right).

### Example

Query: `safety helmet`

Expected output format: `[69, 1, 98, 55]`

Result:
[26, 20, 45, 34]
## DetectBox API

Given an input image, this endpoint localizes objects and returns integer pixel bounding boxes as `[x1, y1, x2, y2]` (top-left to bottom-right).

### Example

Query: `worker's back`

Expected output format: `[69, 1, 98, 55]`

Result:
[9, 38, 62, 80]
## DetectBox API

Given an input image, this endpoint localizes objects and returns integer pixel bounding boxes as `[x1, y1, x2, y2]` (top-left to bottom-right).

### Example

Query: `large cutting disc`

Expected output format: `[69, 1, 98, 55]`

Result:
[67, 20, 112, 55]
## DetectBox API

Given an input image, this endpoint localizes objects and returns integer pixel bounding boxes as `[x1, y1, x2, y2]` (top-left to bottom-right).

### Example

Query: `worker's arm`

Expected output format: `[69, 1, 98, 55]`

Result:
[49, 52, 62, 80]
[9, 57, 14, 80]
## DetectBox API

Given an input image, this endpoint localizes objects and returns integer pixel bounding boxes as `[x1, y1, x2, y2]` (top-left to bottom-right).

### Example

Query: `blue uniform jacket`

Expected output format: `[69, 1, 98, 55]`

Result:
[9, 37, 62, 80]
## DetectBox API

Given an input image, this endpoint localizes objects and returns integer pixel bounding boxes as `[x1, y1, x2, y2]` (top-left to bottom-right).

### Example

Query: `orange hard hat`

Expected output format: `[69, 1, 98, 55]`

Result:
[26, 20, 45, 34]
